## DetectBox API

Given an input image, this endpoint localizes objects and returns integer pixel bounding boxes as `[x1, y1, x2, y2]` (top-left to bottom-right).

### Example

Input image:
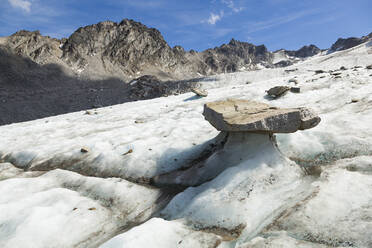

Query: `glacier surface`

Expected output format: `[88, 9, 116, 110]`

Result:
[0, 41, 372, 247]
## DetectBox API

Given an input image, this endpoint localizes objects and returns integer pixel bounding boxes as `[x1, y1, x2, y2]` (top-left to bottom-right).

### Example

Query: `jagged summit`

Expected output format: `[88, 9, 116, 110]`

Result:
[330, 32, 372, 52]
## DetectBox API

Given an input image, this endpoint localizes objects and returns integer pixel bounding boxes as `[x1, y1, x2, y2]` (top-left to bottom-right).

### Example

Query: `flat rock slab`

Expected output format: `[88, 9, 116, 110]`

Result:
[191, 88, 208, 97]
[203, 99, 320, 133]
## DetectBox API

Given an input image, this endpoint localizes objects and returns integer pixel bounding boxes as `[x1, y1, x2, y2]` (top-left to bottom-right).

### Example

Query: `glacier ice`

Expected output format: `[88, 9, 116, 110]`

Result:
[0, 40, 371, 247]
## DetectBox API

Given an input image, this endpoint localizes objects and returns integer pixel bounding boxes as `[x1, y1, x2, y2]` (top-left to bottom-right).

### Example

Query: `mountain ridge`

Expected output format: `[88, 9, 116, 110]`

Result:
[2, 19, 370, 81]
[5, 18, 365, 81]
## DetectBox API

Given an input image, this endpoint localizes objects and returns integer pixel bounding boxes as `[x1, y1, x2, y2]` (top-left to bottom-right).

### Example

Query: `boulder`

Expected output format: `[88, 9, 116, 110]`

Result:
[191, 88, 208, 97]
[203, 99, 320, 133]
[315, 70, 325, 74]
[290, 87, 301, 93]
[266, 86, 290, 98]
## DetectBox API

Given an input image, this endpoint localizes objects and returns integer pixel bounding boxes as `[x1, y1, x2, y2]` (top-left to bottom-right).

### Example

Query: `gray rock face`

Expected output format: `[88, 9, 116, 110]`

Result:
[202, 99, 320, 133]
[127, 75, 200, 100]
[5, 30, 63, 65]
[285, 44, 321, 58]
[266, 86, 290, 98]
[330, 32, 372, 52]
[201, 39, 273, 73]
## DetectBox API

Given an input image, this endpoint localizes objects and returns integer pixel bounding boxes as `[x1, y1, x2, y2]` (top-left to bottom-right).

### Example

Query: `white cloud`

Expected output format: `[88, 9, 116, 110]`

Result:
[207, 11, 224, 25]
[221, 0, 243, 13]
[8, 0, 32, 13]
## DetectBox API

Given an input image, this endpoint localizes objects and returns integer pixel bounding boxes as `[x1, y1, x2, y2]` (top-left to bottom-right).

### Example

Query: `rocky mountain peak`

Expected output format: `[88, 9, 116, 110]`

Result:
[330, 32, 372, 52]
[61, 18, 182, 79]
[293, 44, 321, 58]
[201, 39, 272, 72]
[6, 29, 62, 64]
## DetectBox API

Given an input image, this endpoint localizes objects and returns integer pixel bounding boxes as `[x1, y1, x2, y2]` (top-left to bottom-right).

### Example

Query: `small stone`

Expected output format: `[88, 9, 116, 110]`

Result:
[315, 70, 325, 74]
[134, 120, 144, 124]
[88, 207, 96, 211]
[332, 72, 342, 76]
[123, 149, 133, 155]
[266, 86, 290, 98]
[366, 64, 372, 69]
[191, 88, 208, 97]
[85, 110, 93, 115]
[290, 87, 300, 93]
[340, 66, 347, 70]
[80, 147, 89, 153]
[351, 99, 359, 103]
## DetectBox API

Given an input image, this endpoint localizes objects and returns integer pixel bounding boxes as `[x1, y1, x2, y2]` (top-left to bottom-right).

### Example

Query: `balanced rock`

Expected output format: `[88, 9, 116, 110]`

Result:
[203, 99, 320, 133]
[266, 86, 290, 98]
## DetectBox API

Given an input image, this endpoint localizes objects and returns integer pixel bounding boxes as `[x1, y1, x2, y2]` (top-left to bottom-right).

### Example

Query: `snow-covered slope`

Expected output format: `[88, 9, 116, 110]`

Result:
[0, 41, 372, 248]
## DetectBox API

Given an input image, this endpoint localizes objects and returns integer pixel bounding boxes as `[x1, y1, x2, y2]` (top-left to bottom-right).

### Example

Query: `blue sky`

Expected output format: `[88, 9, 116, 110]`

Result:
[1, 0, 371, 51]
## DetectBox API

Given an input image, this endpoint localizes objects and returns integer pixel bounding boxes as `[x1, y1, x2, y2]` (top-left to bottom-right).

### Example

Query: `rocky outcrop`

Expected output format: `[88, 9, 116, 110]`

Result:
[285, 44, 321, 58]
[61, 20, 195, 80]
[127, 75, 200, 100]
[200, 39, 273, 73]
[329, 32, 372, 52]
[5, 30, 64, 66]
